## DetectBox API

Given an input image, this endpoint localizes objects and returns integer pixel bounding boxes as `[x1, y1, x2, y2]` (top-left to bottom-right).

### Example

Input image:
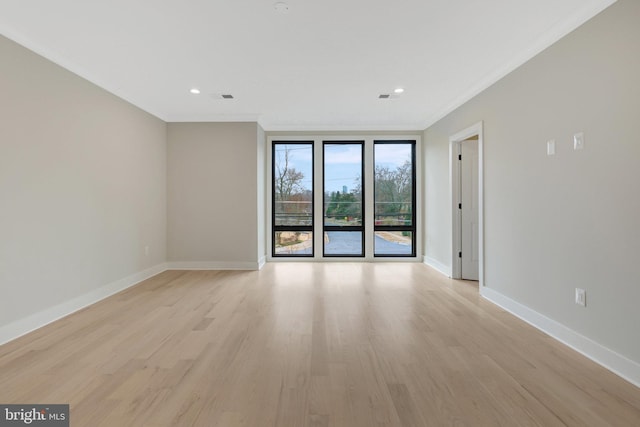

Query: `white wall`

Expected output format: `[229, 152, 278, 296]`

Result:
[257, 125, 266, 265]
[0, 35, 167, 339]
[167, 122, 262, 269]
[424, 0, 640, 369]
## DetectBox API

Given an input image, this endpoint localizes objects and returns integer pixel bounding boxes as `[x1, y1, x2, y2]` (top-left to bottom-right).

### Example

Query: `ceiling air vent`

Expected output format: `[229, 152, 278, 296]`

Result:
[210, 93, 235, 100]
[379, 94, 391, 99]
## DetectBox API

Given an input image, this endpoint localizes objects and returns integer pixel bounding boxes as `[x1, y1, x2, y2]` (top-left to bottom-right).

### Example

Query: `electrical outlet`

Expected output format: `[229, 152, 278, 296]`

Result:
[575, 288, 586, 307]
[144, 246, 150, 257]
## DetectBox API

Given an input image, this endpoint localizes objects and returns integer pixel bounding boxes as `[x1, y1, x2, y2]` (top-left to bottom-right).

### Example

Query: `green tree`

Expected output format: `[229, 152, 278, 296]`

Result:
[326, 191, 360, 222]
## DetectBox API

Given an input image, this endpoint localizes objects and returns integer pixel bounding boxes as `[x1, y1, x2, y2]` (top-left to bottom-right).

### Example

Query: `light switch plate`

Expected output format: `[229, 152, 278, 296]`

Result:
[573, 132, 584, 150]
[575, 288, 586, 307]
[547, 139, 555, 156]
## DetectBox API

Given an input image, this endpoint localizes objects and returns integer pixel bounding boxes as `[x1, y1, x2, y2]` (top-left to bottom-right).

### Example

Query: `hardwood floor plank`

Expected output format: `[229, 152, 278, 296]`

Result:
[0, 263, 638, 426]
[388, 383, 426, 427]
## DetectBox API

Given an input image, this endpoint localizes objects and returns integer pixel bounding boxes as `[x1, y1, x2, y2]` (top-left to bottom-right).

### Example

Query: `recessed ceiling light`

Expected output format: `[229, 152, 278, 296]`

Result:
[274, 2, 289, 14]
[394, 88, 404, 94]
[190, 88, 201, 94]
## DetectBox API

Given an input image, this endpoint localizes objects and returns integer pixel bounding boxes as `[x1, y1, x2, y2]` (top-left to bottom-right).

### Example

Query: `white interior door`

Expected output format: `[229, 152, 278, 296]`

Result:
[460, 139, 479, 280]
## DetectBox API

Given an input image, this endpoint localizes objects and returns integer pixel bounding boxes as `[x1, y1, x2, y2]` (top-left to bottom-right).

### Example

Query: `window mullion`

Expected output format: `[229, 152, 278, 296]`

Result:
[313, 139, 324, 260]
[364, 138, 375, 260]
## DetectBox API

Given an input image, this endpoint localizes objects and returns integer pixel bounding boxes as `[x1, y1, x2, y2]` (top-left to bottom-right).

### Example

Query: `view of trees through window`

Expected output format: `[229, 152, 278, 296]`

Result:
[374, 161, 413, 225]
[273, 143, 313, 255]
[272, 140, 415, 257]
[374, 142, 415, 256]
[324, 191, 361, 223]
[324, 143, 363, 256]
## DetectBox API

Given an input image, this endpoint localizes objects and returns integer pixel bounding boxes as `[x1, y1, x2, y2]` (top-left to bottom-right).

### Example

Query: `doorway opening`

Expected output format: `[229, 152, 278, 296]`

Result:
[449, 122, 483, 285]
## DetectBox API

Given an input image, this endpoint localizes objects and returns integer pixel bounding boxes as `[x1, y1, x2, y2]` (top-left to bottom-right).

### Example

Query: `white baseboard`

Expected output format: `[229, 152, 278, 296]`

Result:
[423, 255, 452, 277]
[166, 261, 262, 270]
[0, 259, 264, 346]
[481, 286, 640, 388]
[258, 256, 266, 270]
[0, 263, 167, 346]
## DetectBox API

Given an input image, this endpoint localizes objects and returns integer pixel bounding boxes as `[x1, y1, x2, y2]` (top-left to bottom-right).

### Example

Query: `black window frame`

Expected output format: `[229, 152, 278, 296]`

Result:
[322, 141, 365, 257]
[373, 140, 417, 257]
[272, 141, 314, 257]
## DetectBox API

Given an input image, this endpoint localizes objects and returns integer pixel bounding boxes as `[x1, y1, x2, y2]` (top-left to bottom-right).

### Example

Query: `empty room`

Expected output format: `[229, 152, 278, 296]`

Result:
[1, 0, 639, 426]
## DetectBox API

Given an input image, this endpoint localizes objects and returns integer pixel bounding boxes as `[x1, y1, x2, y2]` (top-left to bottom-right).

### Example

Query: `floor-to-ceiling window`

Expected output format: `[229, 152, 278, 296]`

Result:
[272, 142, 314, 257]
[270, 137, 418, 260]
[373, 141, 416, 257]
[323, 142, 364, 256]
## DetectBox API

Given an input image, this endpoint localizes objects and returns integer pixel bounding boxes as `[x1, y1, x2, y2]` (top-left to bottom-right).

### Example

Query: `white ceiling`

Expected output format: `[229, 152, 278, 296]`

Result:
[0, 0, 616, 130]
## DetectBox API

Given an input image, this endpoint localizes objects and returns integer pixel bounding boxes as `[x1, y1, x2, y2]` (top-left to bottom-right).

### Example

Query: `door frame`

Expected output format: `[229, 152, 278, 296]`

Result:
[449, 122, 484, 286]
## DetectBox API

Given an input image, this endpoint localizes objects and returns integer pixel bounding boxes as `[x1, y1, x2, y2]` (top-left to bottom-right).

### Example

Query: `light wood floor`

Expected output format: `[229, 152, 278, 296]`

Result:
[1, 263, 639, 426]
